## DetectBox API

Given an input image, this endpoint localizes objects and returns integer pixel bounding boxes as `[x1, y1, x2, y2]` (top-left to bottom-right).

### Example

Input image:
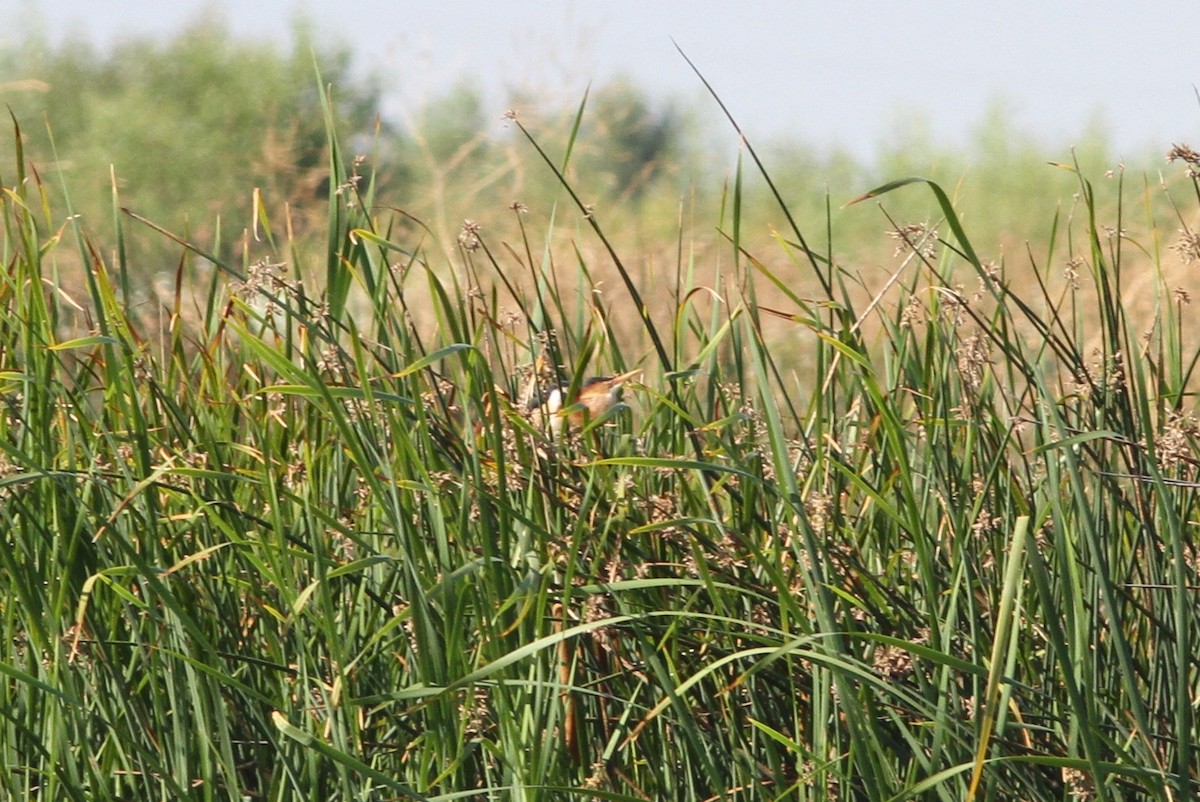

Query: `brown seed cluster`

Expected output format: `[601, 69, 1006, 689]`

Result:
[1063, 256, 1086, 290]
[1062, 766, 1095, 800]
[457, 219, 482, 251]
[889, 222, 939, 260]
[1168, 143, 1200, 163]
[1157, 410, 1199, 469]
[1171, 229, 1200, 264]
[899, 293, 925, 328]
[956, 330, 991, 391]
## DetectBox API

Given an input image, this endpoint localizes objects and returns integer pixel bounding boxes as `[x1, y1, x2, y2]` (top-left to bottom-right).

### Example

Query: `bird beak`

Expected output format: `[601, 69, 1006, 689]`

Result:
[609, 368, 642, 388]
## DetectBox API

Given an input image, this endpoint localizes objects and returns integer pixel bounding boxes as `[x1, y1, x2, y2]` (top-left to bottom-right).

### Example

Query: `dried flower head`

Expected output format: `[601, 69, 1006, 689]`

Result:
[899, 293, 925, 328]
[1063, 256, 1085, 290]
[1157, 410, 1199, 469]
[972, 510, 1003, 538]
[1105, 350, 1126, 392]
[316, 345, 344, 381]
[240, 258, 289, 296]
[458, 219, 482, 251]
[937, 286, 969, 327]
[1062, 766, 1095, 801]
[805, 493, 833, 531]
[334, 156, 366, 197]
[1171, 229, 1200, 264]
[583, 759, 607, 790]
[957, 330, 991, 390]
[1167, 143, 1200, 165]
[872, 643, 914, 681]
[889, 222, 939, 259]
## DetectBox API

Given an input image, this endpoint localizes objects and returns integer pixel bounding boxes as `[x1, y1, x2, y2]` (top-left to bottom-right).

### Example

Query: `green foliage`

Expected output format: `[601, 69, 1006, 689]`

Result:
[3, 18, 1153, 285]
[2, 28, 1200, 802]
[577, 78, 683, 200]
[0, 15, 389, 252]
[413, 81, 488, 165]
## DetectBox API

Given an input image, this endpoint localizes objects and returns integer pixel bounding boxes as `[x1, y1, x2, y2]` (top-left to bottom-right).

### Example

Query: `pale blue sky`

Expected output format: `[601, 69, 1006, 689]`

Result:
[4, 0, 1198, 161]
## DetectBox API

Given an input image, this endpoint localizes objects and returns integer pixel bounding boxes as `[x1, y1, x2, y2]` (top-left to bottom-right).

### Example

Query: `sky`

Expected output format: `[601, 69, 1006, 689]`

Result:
[3, 0, 1198, 162]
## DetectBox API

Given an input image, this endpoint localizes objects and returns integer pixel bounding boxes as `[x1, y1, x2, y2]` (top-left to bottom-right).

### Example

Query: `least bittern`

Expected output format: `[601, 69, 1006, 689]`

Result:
[528, 368, 642, 435]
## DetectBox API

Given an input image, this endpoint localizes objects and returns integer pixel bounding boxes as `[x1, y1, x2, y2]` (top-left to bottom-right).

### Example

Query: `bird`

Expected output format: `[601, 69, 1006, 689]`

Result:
[527, 368, 642, 435]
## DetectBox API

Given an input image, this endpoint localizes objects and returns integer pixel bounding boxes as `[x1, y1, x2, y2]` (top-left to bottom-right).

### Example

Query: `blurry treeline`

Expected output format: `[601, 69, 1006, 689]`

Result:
[0, 16, 1175, 285]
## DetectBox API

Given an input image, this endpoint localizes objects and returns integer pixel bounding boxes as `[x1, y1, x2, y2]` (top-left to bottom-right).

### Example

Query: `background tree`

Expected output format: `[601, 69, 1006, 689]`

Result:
[0, 14, 395, 263]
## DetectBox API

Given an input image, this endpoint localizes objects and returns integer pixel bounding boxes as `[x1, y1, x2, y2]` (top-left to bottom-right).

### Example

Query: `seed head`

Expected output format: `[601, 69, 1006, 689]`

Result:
[458, 219, 482, 251]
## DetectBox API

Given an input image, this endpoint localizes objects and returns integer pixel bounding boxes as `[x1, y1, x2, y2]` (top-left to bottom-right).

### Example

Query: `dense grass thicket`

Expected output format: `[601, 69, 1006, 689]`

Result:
[4, 55, 1200, 800]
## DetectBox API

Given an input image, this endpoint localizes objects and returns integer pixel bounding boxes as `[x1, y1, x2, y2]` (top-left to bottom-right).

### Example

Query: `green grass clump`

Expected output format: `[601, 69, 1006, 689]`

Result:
[2, 84, 1200, 801]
